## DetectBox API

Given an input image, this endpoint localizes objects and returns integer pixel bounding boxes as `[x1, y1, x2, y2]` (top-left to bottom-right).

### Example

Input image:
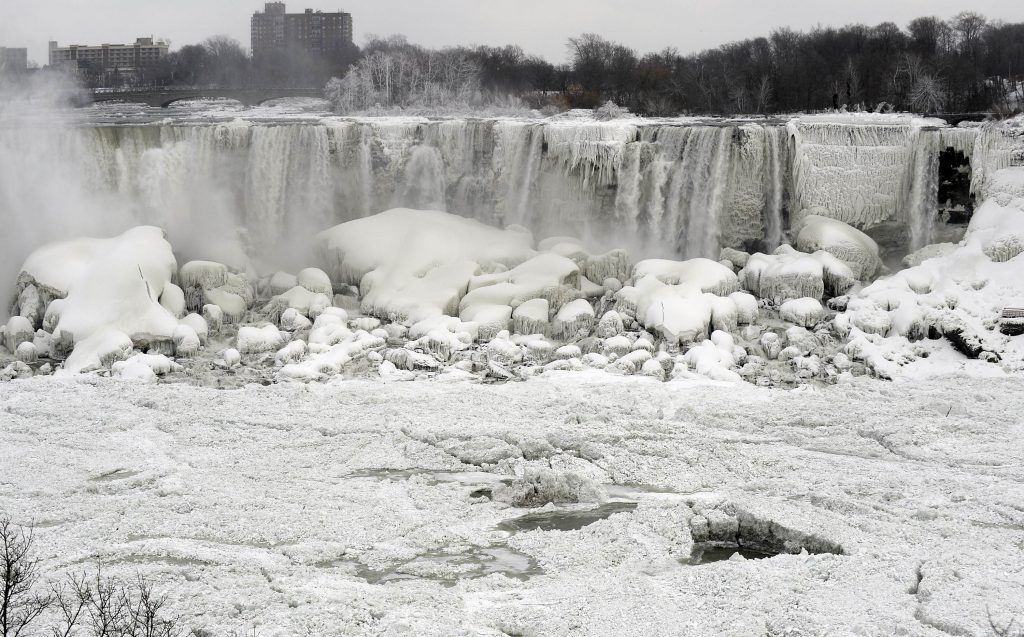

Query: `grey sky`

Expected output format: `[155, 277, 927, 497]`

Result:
[3, 0, 1020, 67]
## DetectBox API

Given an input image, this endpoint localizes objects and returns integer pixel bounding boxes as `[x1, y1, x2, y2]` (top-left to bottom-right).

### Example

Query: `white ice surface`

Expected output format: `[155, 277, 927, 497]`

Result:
[2, 374, 1022, 635]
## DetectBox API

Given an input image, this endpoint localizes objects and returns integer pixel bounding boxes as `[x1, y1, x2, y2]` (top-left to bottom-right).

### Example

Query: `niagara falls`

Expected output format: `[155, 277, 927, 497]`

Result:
[2, 2, 1024, 635]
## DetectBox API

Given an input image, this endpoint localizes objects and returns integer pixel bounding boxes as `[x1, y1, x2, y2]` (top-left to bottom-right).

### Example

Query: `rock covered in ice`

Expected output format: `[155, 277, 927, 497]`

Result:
[552, 298, 595, 338]
[616, 276, 716, 346]
[18, 228, 180, 371]
[222, 348, 241, 368]
[296, 268, 333, 296]
[681, 332, 741, 382]
[317, 209, 534, 324]
[462, 253, 581, 325]
[632, 258, 739, 296]
[110, 360, 157, 382]
[15, 341, 37, 363]
[179, 314, 209, 345]
[173, 324, 200, 357]
[796, 215, 882, 279]
[279, 307, 313, 332]
[780, 297, 826, 328]
[729, 292, 759, 325]
[15, 284, 43, 328]
[719, 248, 751, 269]
[512, 298, 549, 336]
[741, 245, 857, 303]
[1, 361, 33, 381]
[237, 324, 285, 355]
[268, 271, 298, 296]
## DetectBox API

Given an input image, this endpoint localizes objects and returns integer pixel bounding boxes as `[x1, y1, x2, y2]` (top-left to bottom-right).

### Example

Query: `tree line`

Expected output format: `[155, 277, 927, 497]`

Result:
[83, 11, 1023, 115]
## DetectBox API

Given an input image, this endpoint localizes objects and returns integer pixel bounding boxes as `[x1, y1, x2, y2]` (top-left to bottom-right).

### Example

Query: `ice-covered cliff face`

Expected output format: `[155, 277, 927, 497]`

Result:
[1, 114, 1008, 289]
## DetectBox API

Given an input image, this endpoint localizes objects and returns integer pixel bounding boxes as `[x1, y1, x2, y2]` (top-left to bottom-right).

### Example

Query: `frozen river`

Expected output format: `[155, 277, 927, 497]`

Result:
[2, 370, 1022, 635]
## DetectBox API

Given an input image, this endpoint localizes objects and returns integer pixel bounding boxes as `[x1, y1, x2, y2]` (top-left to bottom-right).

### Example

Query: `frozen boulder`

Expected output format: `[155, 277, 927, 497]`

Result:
[110, 361, 157, 383]
[237, 324, 285, 355]
[222, 348, 241, 368]
[173, 324, 201, 357]
[280, 308, 313, 332]
[317, 209, 534, 324]
[780, 297, 826, 328]
[632, 258, 739, 296]
[202, 304, 224, 334]
[20, 227, 179, 365]
[796, 215, 882, 279]
[296, 267, 333, 296]
[179, 314, 209, 345]
[552, 299, 595, 338]
[512, 298, 549, 336]
[729, 292, 759, 325]
[15, 341, 37, 364]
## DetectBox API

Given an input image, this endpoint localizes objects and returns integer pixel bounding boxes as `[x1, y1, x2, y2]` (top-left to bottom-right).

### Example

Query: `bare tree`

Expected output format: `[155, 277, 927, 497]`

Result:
[910, 74, 947, 113]
[1, 517, 52, 637]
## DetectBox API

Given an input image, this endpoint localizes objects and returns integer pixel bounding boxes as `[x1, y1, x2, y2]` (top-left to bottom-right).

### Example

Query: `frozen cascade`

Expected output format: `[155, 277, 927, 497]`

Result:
[763, 126, 787, 250]
[1, 114, 982, 308]
[905, 128, 941, 251]
[398, 145, 447, 211]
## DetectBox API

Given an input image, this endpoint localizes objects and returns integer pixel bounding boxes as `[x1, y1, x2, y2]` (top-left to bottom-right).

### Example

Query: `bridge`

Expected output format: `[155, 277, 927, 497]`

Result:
[88, 87, 326, 108]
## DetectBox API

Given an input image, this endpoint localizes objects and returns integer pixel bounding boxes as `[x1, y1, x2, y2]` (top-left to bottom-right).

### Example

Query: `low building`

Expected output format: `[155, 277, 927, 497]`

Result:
[48, 38, 168, 78]
[251, 3, 353, 59]
[0, 47, 28, 74]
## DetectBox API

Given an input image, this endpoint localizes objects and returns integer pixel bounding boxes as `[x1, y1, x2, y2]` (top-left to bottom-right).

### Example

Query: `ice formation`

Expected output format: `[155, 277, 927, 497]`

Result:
[2, 113, 1023, 386]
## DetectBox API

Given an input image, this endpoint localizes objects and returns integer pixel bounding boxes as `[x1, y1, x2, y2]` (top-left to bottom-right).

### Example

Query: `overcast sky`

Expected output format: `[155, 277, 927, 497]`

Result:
[2, 0, 1020, 66]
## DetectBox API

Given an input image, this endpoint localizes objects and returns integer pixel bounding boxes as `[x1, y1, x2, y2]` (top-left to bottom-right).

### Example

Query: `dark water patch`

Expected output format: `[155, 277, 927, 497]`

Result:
[355, 546, 541, 586]
[686, 543, 777, 565]
[498, 502, 638, 533]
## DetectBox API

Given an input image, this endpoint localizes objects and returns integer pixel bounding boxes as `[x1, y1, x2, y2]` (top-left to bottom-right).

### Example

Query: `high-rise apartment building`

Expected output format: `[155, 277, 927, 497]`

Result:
[251, 3, 353, 59]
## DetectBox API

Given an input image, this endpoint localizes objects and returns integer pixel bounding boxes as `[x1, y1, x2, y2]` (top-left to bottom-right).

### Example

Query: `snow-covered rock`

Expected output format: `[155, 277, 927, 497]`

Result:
[317, 208, 534, 324]
[796, 215, 881, 279]
[780, 297, 826, 328]
[632, 258, 739, 296]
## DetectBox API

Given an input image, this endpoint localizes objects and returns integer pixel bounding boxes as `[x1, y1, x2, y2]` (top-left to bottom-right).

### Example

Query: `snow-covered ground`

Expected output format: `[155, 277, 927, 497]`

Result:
[2, 371, 1023, 636]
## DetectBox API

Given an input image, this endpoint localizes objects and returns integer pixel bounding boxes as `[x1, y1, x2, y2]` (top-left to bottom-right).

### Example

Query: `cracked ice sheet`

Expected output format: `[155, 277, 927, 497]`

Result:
[1, 373, 1023, 636]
